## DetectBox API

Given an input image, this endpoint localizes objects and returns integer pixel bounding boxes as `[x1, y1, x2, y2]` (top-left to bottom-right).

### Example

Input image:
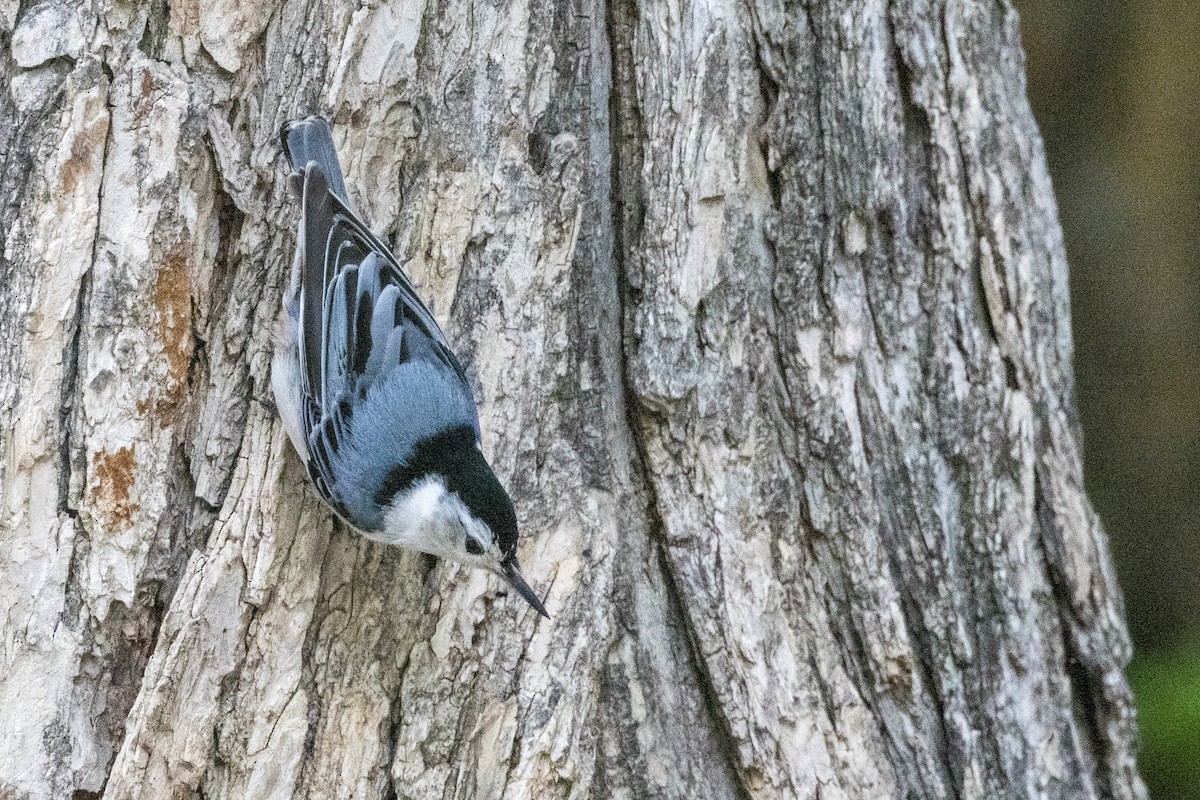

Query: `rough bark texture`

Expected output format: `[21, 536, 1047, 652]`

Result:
[0, 1, 1145, 799]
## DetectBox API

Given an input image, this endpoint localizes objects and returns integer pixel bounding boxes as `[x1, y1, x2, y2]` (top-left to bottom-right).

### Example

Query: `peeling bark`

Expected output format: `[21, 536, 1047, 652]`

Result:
[0, 1, 1143, 799]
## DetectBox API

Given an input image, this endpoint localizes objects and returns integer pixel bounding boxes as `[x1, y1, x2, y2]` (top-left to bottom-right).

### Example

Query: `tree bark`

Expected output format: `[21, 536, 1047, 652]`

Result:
[0, 1, 1145, 798]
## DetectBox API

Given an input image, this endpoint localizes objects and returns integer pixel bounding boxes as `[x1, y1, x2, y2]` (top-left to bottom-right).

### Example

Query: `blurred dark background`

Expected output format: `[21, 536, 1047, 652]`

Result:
[1018, 2, 1200, 797]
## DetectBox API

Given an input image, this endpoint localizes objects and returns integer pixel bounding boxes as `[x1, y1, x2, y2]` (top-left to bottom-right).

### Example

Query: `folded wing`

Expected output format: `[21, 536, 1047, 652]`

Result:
[287, 126, 479, 529]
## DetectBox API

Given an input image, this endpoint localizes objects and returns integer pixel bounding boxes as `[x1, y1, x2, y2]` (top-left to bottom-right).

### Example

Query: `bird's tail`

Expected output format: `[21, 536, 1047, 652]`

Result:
[281, 116, 351, 208]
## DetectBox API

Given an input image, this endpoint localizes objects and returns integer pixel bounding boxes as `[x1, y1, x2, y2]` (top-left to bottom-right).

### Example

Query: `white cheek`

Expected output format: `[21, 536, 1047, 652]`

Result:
[405, 480, 445, 522]
[376, 479, 461, 559]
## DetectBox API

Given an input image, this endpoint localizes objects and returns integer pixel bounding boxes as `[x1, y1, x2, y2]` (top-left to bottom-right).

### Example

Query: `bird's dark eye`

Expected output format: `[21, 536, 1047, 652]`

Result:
[465, 537, 485, 556]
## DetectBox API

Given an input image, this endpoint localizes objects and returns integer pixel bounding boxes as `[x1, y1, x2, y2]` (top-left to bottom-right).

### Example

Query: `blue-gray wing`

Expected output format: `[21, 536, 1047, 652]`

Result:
[285, 120, 480, 529]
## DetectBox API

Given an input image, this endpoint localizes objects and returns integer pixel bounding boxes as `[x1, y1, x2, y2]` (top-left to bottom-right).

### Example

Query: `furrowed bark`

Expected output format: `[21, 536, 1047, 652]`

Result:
[0, 1, 1143, 799]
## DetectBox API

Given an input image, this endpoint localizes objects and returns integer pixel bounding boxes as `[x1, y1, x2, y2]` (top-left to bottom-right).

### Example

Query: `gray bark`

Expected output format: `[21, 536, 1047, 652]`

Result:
[0, 0, 1144, 799]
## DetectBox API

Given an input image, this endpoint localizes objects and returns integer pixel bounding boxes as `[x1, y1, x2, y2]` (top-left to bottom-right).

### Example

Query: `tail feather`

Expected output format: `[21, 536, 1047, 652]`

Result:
[282, 116, 351, 208]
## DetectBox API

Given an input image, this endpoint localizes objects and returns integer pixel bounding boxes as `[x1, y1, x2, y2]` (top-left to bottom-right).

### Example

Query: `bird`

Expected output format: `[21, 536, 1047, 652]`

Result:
[271, 116, 547, 618]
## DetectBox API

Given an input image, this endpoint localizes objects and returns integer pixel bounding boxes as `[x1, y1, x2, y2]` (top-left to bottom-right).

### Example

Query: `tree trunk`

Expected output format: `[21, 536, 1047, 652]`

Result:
[0, 0, 1145, 798]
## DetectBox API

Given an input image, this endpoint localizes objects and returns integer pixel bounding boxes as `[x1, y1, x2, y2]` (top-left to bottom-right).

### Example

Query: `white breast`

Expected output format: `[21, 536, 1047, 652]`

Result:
[271, 312, 310, 464]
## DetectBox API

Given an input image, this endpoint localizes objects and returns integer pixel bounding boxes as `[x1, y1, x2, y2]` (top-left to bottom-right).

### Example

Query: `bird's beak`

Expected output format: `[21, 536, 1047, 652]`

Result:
[501, 558, 549, 619]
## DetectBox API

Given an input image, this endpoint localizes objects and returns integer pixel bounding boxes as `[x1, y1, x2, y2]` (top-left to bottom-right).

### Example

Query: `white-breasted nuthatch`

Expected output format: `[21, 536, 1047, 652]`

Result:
[272, 116, 547, 617]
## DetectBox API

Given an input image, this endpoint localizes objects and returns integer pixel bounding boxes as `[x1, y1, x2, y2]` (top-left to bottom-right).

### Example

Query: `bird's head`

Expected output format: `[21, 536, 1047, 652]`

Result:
[379, 426, 547, 618]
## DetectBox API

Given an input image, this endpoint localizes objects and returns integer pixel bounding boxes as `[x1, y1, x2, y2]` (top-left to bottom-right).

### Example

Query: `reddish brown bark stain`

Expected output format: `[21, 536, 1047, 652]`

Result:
[60, 115, 108, 197]
[132, 65, 161, 122]
[138, 245, 192, 419]
[91, 446, 138, 528]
